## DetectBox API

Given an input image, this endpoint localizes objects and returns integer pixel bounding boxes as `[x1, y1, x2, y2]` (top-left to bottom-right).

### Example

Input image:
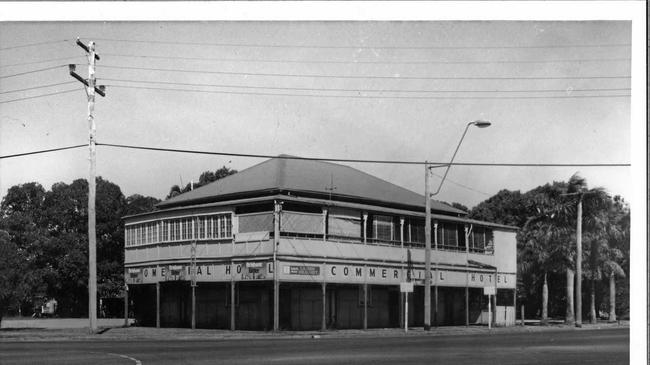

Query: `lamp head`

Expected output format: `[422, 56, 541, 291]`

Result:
[472, 120, 491, 128]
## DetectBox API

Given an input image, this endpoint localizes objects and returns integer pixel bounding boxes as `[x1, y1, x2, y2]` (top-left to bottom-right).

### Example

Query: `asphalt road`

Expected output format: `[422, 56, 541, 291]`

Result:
[0, 328, 628, 365]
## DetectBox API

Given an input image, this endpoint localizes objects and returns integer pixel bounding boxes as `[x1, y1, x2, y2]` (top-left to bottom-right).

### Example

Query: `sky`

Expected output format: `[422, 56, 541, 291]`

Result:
[0, 8, 639, 212]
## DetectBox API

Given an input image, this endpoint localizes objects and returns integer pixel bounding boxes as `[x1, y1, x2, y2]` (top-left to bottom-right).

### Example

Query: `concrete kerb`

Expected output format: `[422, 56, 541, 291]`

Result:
[0, 321, 628, 342]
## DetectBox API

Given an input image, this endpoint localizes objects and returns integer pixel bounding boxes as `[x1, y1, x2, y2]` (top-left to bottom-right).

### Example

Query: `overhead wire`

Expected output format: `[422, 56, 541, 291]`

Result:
[0, 88, 82, 104]
[95, 142, 631, 167]
[0, 56, 85, 69]
[0, 81, 78, 95]
[100, 77, 630, 95]
[84, 37, 631, 50]
[429, 171, 491, 196]
[96, 64, 631, 81]
[0, 39, 72, 51]
[0, 65, 65, 80]
[0, 144, 86, 160]
[101, 52, 632, 66]
[105, 84, 630, 100]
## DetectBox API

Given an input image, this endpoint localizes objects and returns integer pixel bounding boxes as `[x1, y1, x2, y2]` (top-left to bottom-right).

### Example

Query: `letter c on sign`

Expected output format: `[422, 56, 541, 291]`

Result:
[331, 266, 336, 276]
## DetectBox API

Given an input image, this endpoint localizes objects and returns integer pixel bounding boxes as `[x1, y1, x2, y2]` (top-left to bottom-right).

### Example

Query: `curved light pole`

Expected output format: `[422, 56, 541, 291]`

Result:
[424, 120, 490, 331]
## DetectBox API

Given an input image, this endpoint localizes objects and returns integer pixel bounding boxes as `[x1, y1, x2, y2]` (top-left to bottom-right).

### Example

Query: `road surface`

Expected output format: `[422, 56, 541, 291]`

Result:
[0, 327, 628, 365]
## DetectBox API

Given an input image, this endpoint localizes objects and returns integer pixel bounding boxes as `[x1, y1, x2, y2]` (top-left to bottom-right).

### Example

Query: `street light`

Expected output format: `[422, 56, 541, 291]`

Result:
[424, 120, 491, 331]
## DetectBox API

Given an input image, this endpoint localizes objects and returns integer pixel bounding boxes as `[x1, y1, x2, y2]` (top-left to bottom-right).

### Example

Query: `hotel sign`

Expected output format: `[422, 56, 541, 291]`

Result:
[125, 260, 515, 289]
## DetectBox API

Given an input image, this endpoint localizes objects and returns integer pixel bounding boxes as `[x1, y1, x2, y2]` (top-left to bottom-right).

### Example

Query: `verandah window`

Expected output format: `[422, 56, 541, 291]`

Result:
[372, 215, 395, 242]
[328, 207, 361, 239]
[406, 218, 425, 245]
[238, 212, 274, 233]
[281, 211, 323, 235]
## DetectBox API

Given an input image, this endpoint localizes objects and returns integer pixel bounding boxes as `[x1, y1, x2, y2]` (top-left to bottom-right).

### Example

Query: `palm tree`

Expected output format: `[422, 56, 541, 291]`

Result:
[565, 173, 609, 325]
[601, 197, 629, 322]
[519, 183, 573, 324]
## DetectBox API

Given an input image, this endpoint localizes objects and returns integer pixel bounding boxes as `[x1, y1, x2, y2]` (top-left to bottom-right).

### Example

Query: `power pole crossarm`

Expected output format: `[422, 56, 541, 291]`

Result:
[69, 64, 106, 97]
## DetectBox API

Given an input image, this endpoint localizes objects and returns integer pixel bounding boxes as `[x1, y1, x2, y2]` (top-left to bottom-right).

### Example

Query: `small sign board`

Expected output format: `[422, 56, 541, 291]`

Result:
[400, 282, 414, 293]
[286, 265, 320, 276]
[483, 286, 496, 296]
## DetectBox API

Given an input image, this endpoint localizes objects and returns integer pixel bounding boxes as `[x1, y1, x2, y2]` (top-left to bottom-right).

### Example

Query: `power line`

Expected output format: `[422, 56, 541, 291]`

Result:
[429, 171, 491, 196]
[95, 142, 631, 167]
[97, 64, 631, 81]
[85, 37, 631, 50]
[0, 65, 65, 80]
[0, 88, 81, 104]
[0, 144, 86, 160]
[0, 39, 71, 52]
[102, 52, 632, 66]
[0, 56, 84, 69]
[0, 81, 78, 95]
[105, 84, 630, 100]
[101, 77, 630, 95]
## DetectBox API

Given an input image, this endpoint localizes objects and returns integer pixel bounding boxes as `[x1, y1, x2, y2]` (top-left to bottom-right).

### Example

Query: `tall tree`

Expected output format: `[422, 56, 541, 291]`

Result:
[0, 230, 27, 325]
[519, 182, 574, 324]
[1, 177, 159, 317]
[565, 174, 609, 324]
[124, 194, 160, 216]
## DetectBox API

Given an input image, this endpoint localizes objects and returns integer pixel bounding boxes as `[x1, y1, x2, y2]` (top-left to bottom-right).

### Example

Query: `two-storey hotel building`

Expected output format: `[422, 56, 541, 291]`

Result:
[124, 156, 517, 330]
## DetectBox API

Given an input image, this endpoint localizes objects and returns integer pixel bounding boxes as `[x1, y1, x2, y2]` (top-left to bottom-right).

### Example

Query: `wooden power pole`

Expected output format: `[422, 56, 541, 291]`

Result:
[70, 38, 105, 333]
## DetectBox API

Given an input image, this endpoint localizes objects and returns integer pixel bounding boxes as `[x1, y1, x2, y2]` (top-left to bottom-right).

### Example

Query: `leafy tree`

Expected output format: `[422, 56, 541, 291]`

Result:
[0, 230, 27, 325]
[519, 182, 574, 324]
[470, 189, 527, 227]
[167, 185, 182, 200]
[1, 177, 159, 317]
[564, 174, 610, 324]
[124, 194, 160, 216]
[449, 202, 469, 213]
[166, 166, 237, 199]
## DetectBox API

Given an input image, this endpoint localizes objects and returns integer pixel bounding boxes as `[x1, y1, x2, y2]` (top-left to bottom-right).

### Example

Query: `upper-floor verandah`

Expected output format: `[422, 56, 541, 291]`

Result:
[124, 195, 517, 267]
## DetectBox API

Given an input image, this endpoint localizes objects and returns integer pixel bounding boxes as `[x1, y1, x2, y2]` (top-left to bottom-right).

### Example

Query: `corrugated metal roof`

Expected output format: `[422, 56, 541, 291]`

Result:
[157, 155, 467, 215]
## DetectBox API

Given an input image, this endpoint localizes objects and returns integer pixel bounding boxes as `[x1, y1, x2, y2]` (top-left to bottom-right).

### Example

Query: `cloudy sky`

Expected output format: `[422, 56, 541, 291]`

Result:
[0, 4, 642, 211]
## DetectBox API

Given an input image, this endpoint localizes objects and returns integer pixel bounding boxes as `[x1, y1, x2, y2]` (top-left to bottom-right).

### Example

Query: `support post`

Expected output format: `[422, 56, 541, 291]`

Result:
[191, 238, 196, 330]
[273, 201, 281, 331]
[465, 225, 470, 327]
[400, 217, 405, 328]
[488, 294, 492, 329]
[321, 281, 327, 331]
[433, 222, 438, 327]
[70, 39, 105, 334]
[513, 288, 516, 327]
[191, 285, 196, 330]
[322, 208, 328, 242]
[521, 305, 525, 326]
[156, 282, 160, 328]
[230, 281, 236, 330]
[123, 283, 128, 327]
[424, 162, 431, 331]
[404, 291, 409, 333]
[363, 283, 368, 330]
[87, 41, 98, 334]
[362, 213, 368, 244]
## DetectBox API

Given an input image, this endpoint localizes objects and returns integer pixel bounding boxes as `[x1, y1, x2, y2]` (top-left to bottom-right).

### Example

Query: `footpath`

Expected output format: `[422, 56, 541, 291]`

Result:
[0, 318, 628, 342]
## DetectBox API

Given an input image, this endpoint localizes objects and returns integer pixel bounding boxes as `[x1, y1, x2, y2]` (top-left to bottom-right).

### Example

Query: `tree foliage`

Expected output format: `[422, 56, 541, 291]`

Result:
[0, 230, 27, 325]
[469, 176, 630, 320]
[166, 166, 237, 199]
[0, 178, 159, 317]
